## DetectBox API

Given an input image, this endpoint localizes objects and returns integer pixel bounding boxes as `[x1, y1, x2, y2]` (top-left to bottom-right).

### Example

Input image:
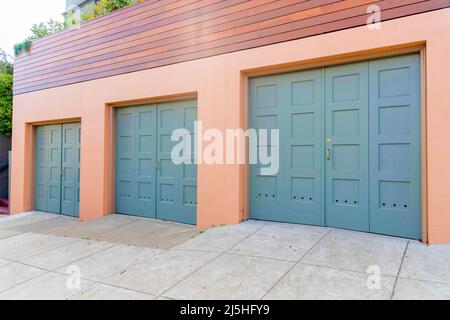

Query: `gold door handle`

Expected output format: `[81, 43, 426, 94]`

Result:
[326, 138, 331, 161]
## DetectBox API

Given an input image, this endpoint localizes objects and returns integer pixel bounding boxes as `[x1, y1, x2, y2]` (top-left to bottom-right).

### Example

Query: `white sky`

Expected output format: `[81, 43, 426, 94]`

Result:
[0, 0, 66, 59]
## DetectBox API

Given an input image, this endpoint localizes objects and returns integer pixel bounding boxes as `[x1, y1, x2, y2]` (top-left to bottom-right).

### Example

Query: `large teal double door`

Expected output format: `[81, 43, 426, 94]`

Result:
[250, 54, 421, 239]
[35, 123, 81, 217]
[116, 100, 197, 224]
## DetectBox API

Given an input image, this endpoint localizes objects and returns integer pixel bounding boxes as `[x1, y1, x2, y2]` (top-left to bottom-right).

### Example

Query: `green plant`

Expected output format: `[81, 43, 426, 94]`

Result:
[30, 19, 66, 39]
[81, 0, 143, 22]
[14, 39, 32, 57]
[64, 10, 79, 27]
[0, 73, 13, 136]
[0, 49, 13, 74]
[14, 19, 68, 57]
[0, 49, 13, 136]
[80, 1, 105, 22]
[102, 0, 139, 11]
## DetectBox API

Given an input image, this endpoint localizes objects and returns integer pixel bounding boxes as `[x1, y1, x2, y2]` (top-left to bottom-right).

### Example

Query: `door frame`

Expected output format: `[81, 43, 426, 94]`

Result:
[107, 92, 198, 222]
[242, 43, 428, 242]
[31, 118, 82, 217]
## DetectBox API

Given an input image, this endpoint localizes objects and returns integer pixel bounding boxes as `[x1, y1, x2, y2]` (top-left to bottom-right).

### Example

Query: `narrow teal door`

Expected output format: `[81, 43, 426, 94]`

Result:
[324, 62, 370, 231]
[250, 54, 421, 239]
[61, 123, 81, 217]
[156, 100, 197, 224]
[368, 55, 421, 239]
[115, 100, 197, 224]
[116, 105, 157, 218]
[250, 70, 324, 225]
[35, 125, 62, 213]
[35, 123, 80, 217]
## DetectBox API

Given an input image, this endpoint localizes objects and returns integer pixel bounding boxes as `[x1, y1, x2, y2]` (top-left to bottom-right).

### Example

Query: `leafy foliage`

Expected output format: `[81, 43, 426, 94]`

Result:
[81, 0, 143, 22]
[0, 49, 13, 136]
[13, 39, 32, 57]
[0, 49, 13, 74]
[14, 19, 66, 57]
[64, 10, 78, 28]
[30, 19, 66, 39]
[102, 0, 143, 11]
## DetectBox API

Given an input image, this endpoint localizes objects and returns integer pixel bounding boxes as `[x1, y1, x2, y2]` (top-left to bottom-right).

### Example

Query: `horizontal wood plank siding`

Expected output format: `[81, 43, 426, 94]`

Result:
[14, 0, 450, 94]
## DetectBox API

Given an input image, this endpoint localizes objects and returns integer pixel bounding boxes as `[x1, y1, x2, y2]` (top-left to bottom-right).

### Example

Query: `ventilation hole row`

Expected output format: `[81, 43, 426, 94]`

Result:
[258, 193, 276, 198]
[120, 194, 131, 199]
[161, 198, 174, 202]
[336, 199, 358, 204]
[184, 201, 198, 205]
[382, 203, 408, 208]
[140, 196, 151, 200]
[293, 195, 313, 201]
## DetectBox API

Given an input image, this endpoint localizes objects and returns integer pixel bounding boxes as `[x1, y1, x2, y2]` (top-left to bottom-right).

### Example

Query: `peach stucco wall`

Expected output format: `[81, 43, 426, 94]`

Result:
[11, 9, 450, 243]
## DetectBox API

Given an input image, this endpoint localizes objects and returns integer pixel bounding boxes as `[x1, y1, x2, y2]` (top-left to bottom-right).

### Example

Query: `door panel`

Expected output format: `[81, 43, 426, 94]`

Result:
[135, 107, 157, 216]
[325, 62, 370, 231]
[250, 70, 324, 225]
[116, 105, 157, 218]
[116, 108, 136, 215]
[115, 100, 197, 224]
[249, 54, 421, 239]
[156, 103, 182, 222]
[47, 125, 63, 213]
[35, 123, 80, 216]
[369, 55, 421, 238]
[157, 100, 197, 224]
[285, 70, 324, 225]
[35, 125, 57, 212]
[250, 75, 284, 222]
[61, 123, 81, 217]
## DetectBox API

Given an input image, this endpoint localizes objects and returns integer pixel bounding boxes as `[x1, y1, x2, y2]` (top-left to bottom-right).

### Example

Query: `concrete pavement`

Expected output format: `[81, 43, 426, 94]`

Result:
[0, 212, 449, 300]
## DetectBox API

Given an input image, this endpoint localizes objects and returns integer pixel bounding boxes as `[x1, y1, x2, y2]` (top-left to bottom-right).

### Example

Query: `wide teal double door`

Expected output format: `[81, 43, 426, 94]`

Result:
[35, 123, 81, 217]
[115, 100, 197, 224]
[250, 54, 421, 239]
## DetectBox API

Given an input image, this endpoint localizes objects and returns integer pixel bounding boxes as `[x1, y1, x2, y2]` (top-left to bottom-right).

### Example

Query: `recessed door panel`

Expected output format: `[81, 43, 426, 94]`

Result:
[35, 123, 80, 217]
[284, 70, 324, 225]
[115, 100, 197, 224]
[35, 125, 61, 213]
[250, 54, 421, 239]
[250, 75, 284, 221]
[61, 123, 81, 217]
[116, 105, 157, 218]
[47, 126, 63, 213]
[250, 70, 324, 225]
[324, 62, 370, 231]
[156, 100, 197, 224]
[369, 55, 421, 238]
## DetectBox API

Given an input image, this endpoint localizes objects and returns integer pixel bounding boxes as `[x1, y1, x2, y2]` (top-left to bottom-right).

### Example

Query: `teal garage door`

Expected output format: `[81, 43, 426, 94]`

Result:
[250, 54, 421, 239]
[35, 123, 81, 217]
[116, 100, 197, 224]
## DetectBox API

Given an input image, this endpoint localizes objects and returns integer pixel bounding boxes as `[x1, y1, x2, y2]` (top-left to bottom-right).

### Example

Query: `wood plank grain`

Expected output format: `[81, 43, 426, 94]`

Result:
[14, 0, 450, 94]
[15, 0, 299, 71]
[15, 0, 329, 77]
[25, 0, 235, 59]
[12, 0, 422, 83]
[29, 0, 192, 52]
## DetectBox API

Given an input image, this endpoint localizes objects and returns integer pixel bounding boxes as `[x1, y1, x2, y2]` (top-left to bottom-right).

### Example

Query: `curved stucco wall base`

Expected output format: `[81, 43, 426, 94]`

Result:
[12, 9, 450, 243]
